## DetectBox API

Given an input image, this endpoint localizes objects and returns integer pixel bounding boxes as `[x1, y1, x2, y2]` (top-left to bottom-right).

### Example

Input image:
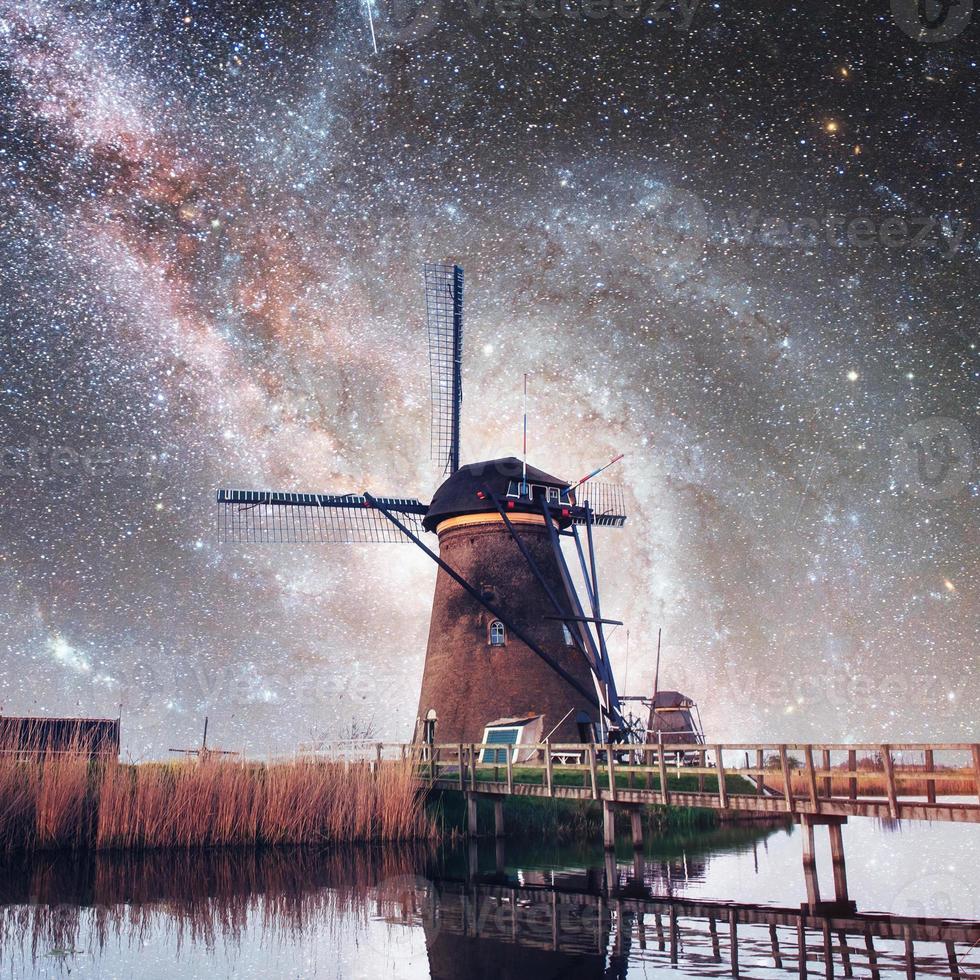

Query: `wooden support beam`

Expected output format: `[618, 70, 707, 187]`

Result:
[865, 932, 881, 980]
[458, 743, 464, 791]
[801, 816, 821, 909]
[780, 744, 795, 813]
[588, 745, 599, 800]
[972, 744, 980, 806]
[494, 798, 505, 838]
[608, 748, 618, 802]
[658, 749, 670, 805]
[715, 746, 728, 809]
[848, 749, 857, 802]
[506, 749, 514, 794]
[881, 745, 899, 819]
[466, 792, 478, 837]
[769, 923, 782, 969]
[757, 749, 765, 797]
[544, 739, 554, 797]
[469, 743, 477, 792]
[631, 808, 643, 849]
[822, 748, 832, 798]
[828, 820, 849, 903]
[945, 941, 961, 980]
[804, 746, 820, 814]
[729, 907, 739, 978]
[603, 800, 616, 849]
[924, 749, 936, 806]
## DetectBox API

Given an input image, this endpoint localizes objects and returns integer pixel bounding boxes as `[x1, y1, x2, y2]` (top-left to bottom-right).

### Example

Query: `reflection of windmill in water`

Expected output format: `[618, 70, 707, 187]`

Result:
[217, 263, 631, 747]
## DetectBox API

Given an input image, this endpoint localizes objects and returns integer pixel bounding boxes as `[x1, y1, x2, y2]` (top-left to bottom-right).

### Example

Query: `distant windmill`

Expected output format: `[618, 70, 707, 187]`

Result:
[217, 263, 629, 748]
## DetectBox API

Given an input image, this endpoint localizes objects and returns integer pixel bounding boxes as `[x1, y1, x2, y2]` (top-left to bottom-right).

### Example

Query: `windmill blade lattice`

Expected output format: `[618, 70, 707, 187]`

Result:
[425, 262, 464, 476]
[216, 490, 428, 544]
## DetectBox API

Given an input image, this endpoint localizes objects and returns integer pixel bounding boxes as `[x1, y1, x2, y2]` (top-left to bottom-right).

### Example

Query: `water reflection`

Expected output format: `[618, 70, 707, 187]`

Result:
[0, 827, 976, 979]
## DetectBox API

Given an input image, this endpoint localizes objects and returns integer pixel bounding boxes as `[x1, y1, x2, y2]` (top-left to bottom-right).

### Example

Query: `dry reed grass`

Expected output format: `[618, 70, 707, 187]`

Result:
[760, 768, 976, 798]
[0, 743, 437, 852]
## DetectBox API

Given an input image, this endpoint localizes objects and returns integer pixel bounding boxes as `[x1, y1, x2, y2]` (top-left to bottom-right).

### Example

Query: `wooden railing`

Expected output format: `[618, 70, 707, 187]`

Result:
[385, 740, 980, 823]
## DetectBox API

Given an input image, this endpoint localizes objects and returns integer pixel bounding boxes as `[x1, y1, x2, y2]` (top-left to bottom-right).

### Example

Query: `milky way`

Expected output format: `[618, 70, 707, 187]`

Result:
[0, 0, 976, 756]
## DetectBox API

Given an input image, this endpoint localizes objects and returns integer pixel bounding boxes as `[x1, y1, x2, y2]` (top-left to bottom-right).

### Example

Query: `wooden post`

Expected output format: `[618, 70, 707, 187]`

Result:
[715, 746, 728, 809]
[729, 907, 739, 978]
[466, 792, 478, 837]
[603, 800, 616, 849]
[800, 815, 821, 909]
[506, 749, 514, 795]
[376, 742, 383, 768]
[544, 739, 554, 797]
[588, 745, 599, 800]
[458, 744, 465, 790]
[828, 820, 849, 903]
[924, 748, 936, 805]
[494, 798, 505, 838]
[779, 745, 794, 813]
[469, 743, 477, 791]
[848, 749, 857, 801]
[658, 747, 669, 805]
[972, 744, 980, 806]
[821, 748, 832, 797]
[756, 749, 765, 796]
[630, 808, 643, 848]
[945, 941, 961, 980]
[804, 746, 820, 813]
[608, 747, 618, 802]
[698, 748, 706, 793]
[865, 933, 881, 980]
[400, 744, 407, 762]
[769, 923, 782, 969]
[881, 744, 899, 819]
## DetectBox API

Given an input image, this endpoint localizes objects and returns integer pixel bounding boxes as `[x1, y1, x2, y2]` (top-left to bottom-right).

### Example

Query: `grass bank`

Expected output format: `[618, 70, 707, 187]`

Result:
[0, 754, 436, 852]
[428, 788, 720, 840]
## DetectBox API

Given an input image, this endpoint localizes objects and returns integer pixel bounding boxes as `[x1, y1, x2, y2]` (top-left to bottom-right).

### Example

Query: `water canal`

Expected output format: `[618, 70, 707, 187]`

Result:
[1, 815, 976, 979]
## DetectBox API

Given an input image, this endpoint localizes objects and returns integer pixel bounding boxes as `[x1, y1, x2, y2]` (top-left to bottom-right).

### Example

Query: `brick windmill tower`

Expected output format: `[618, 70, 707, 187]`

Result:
[217, 264, 628, 749]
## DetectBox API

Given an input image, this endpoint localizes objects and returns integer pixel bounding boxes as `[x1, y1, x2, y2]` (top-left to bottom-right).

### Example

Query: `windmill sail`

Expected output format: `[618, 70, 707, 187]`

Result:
[216, 490, 428, 544]
[425, 262, 463, 476]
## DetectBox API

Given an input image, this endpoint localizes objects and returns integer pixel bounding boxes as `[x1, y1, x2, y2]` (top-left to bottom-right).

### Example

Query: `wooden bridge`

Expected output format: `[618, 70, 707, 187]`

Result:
[330, 738, 980, 915]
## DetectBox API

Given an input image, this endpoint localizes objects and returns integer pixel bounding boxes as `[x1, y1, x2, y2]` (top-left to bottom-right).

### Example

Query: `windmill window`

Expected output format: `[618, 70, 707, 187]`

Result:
[562, 623, 574, 646]
[548, 487, 560, 504]
[489, 621, 506, 646]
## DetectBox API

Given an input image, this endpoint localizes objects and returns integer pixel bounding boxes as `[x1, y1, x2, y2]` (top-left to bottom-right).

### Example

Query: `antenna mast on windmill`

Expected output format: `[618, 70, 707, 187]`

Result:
[216, 262, 631, 750]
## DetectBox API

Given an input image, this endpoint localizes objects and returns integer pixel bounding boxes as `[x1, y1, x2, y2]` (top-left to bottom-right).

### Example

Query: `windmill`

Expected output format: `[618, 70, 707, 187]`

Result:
[217, 263, 629, 748]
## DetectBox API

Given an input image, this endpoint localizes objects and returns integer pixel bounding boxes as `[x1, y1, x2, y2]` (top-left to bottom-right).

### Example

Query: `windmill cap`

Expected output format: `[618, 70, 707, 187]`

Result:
[423, 457, 570, 532]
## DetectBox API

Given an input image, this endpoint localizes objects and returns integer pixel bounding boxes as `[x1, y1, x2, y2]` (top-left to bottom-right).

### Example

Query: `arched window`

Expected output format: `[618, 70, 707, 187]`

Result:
[489, 620, 506, 646]
[422, 709, 437, 744]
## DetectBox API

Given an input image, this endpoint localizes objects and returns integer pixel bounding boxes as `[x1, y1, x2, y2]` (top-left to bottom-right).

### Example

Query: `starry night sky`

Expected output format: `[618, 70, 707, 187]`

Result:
[0, 0, 976, 757]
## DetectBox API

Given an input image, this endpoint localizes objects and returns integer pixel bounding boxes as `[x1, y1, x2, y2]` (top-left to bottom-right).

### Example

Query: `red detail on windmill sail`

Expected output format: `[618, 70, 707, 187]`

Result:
[475, 491, 486, 500]
[506, 500, 515, 510]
